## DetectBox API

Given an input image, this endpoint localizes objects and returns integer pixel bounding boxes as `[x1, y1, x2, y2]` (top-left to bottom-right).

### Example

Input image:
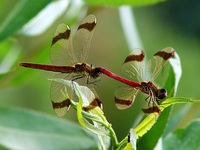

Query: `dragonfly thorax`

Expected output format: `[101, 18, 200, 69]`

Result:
[140, 81, 167, 100]
[74, 63, 92, 74]
[74, 63, 101, 79]
[90, 67, 102, 79]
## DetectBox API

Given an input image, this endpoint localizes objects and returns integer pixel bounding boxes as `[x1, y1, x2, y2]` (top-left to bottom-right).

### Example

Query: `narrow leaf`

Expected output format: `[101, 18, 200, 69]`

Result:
[134, 113, 159, 138]
[129, 129, 137, 150]
[74, 82, 108, 135]
[0, 0, 52, 41]
[84, 0, 164, 6]
[20, 0, 70, 36]
[161, 97, 200, 108]
[169, 51, 182, 95]
[134, 97, 200, 139]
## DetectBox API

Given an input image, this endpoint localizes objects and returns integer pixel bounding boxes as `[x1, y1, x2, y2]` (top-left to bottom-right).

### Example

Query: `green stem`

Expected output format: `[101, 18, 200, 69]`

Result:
[107, 124, 119, 148]
[116, 136, 128, 149]
[71, 100, 119, 148]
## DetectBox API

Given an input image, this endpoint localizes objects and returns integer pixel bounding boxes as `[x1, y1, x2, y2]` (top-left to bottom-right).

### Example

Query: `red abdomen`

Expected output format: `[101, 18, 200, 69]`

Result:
[20, 63, 75, 73]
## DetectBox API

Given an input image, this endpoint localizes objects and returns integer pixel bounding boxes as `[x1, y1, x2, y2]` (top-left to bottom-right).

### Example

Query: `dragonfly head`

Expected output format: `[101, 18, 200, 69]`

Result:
[90, 68, 102, 79]
[157, 88, 167, 99]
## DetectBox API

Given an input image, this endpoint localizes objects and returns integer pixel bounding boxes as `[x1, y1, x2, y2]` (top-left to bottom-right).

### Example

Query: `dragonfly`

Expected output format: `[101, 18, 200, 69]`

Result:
[96, 47, 174, 113]
[20, 15, 102, 117]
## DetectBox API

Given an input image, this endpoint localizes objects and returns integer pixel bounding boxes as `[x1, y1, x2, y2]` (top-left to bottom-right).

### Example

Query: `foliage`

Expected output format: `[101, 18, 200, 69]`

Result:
[0, 0, 200, 150]
[84, 0, 164, 6]
[0, 0, 53, 41]
[1, 79, 200, 149]
[0, 105, 97, 150]
[163, 120, 200, 150]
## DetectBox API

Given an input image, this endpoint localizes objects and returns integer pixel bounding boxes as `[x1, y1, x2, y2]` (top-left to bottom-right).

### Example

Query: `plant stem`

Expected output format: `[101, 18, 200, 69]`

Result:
[116, 136, 128, 149]
[71, 101, 119, 147]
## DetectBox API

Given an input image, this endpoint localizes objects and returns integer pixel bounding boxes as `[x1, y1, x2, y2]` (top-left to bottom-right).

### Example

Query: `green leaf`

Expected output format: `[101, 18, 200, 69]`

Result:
[51, 79, 109, 134]
[0, 0, 52, 41]
[136, 97, 200, 149]
[19, 1, 70, 36]
[74, 81, 110, 149]
[124, 143, 134, 150]
[163, 105, 191, 138]
[84, 0, 164, 6]
[137, 50, 182, 149]
[134, 113, 159, 138]
[169, 51, 182, 95]
[129, 129, 137, 150]
[163, 120, 200, 150]
[161, 97, 200, 108]
[0, 106, 97, 150]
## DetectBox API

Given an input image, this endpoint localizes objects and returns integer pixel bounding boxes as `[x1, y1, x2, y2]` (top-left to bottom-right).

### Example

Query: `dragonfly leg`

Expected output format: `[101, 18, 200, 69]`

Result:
[156, 98, 161, 105]
[145, 96, 150, 102]
[72, 74, 85, 81]
[87, 76, 100, 86]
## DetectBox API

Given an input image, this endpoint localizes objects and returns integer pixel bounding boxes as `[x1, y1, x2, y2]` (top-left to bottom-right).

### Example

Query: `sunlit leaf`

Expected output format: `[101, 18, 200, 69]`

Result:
[50, 78, 110, 149]
[169, 51, 182, 95]
[0, 0, 52, 41]
[135, 97, 200, 138]
[134, 112, 159, 138]
[119, 6, 143, 50]
[74, 81, 110, 149]
[0, 106, 97, 150]
[124, 129, 137, 150]
[84, 0, 164, 6]
[124, 143, 134, 150]
[74, 82, 108, 135]
[20, 1, 70, 36]
[161, 97, 200, 108]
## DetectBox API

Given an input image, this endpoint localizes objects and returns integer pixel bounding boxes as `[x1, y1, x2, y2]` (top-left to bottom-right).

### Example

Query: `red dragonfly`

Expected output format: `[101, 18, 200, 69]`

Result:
[20, 15, 102, 117]
[96, 47, 174, 113]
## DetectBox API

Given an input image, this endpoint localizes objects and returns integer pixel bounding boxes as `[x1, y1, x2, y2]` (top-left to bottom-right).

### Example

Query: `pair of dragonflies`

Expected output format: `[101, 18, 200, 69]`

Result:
[20, 14, 174, 117]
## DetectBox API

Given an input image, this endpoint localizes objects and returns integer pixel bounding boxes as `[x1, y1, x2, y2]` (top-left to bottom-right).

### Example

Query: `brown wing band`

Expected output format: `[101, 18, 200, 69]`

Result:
[52, 99, 71, 109]
[114, 97, 132, 106]
[83, 98, 102, 111]
[78, 21, 96, 31]
[142, 106, 161, 114]
[51, 28, 71, 45]
[154, 51, 174, 60]
[124, 51, 145, 63]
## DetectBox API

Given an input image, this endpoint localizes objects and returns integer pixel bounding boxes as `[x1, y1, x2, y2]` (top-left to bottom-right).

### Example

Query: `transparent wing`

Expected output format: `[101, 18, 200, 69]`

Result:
[74, 84, 102, 111]
[141, 89, 161, 114]
[50, 73, 101, 117]
[121, 48, 145, 82]
[73, 14, 97, 63]
[146, 47, 174, 81]
[114, 86, 139, 109]
[50, 24, 77, 66]
[50, 73, 77, 117]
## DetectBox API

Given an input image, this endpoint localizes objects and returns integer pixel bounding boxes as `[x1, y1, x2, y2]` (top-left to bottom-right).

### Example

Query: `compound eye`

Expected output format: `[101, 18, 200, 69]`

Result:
[157, 88, 167, 99]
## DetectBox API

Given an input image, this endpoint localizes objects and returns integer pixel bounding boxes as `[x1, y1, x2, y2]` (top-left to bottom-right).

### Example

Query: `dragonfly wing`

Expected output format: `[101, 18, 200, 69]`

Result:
[75, 85, 102, 111]
[121, 48, 145, 82]
[114, 86, 139, 109]
[73, 14, 97, 63]
[146, 47, 174, 81]
[50, 73, 77, 117]
[50, 24, 76, 66]
[141, 89, 161, 114]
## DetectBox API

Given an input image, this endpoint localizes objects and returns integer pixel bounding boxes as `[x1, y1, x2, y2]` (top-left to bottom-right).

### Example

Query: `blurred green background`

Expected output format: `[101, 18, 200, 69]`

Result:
[0, 0, 200, 141]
